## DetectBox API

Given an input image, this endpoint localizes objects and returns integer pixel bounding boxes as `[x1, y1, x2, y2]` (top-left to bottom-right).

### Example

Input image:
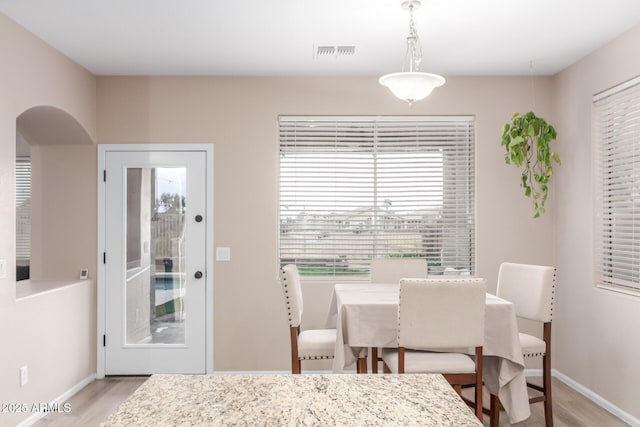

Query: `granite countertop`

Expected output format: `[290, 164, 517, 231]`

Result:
[101, 373, 482, 426]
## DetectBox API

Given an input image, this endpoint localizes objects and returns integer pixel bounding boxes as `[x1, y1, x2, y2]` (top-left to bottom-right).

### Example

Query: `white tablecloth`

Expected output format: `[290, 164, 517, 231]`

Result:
[325, 283, 531, 424]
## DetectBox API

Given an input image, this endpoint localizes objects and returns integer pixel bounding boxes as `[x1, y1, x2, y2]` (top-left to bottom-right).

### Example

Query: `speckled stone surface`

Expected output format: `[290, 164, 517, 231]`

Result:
[101, 373, 482, 426]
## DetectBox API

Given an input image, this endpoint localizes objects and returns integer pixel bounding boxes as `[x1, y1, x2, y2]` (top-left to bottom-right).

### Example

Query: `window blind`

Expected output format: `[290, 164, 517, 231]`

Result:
[16, 158, 32, 260]
[279, 116, 475, 277]
[594, 75, 640, 294]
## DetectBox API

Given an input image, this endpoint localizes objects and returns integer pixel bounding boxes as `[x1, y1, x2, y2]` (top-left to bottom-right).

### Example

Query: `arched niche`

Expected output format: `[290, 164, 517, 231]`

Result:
[16, 105, 95, 282]
[17, 105, 94, 147]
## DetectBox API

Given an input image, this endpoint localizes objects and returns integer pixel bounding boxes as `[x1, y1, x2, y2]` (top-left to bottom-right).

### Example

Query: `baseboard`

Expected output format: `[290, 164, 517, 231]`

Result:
[17, 373, 96, 427]
[523, 368, 639, 427]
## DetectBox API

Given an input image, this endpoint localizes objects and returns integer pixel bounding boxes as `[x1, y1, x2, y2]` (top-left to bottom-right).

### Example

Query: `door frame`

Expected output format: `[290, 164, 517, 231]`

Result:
[97, 144, 214, 378]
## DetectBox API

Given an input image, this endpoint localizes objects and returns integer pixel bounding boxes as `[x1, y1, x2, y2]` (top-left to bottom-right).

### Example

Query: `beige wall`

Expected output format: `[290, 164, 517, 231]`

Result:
[30, 144, 97, 280]
[553, 25, 640, 419]
[0, 13, 97, 426]
[96, 75, 557, 371]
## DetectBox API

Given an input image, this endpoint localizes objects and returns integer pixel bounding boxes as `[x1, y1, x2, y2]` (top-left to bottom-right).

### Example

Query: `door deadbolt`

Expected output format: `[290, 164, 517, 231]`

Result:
[195, 214, 203, 222]
[194, 271, 203, 279]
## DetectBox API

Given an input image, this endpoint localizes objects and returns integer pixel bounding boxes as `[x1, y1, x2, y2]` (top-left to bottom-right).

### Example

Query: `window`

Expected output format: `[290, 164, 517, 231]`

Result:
[594, 75, 640, 295]
[16, 157, 31, 279]
[279, 116, 475, 277]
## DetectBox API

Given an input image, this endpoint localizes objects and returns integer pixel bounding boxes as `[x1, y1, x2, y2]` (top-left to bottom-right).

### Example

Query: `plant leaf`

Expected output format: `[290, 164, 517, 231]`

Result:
[509, 136, 525, 149]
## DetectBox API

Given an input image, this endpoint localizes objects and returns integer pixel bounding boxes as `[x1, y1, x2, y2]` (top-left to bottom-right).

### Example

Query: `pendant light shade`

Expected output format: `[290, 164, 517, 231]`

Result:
[379, 1, 445, 105]
[379, 72, 445, 104]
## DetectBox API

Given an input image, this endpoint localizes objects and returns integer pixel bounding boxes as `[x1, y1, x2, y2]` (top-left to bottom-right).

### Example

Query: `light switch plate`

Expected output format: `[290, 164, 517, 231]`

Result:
[0, 259, 6, 279]
[216, 247, 231, 261]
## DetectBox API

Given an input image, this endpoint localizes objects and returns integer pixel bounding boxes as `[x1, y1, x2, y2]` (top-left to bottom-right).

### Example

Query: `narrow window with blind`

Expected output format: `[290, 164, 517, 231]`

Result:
[279, 116, 475, 277]
[594, 76, 640, 295]
[16, 157, 32, 280]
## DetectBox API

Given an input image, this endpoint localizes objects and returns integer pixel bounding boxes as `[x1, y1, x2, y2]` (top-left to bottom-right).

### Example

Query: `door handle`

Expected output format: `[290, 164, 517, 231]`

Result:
[194, 271, 203, 279]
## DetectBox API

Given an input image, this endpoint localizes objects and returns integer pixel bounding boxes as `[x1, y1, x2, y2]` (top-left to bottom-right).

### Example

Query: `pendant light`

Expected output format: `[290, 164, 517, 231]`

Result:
[379, 1, 445, 106]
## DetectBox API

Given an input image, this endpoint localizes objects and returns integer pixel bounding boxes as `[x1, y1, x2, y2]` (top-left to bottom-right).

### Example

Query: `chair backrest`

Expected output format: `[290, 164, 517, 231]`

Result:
[398, 278, 486, 350]
[280, 264, 304, 327]
[370, 258, 428, 283]
[496, 262, 556, 323]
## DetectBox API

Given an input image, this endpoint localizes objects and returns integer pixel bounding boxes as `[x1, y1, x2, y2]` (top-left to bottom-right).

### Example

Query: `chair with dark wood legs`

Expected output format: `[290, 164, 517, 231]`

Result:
[280, 264, 337, 373]
[381, 277, 486, 421]
[489, 262, 556, 427]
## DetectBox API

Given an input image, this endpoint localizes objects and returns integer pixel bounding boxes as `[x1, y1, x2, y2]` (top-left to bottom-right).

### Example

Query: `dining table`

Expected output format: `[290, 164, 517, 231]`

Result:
[325, 282, 531, 424]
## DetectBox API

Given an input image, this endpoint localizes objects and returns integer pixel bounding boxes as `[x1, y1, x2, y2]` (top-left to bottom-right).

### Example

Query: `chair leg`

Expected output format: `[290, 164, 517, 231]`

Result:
[543, 353, 553, 426]
[383, 362, 391, 373]
[290, 327, 300, 374]
[371, 348, 378, 373]
[489, 394, 501, 427]
[543, 321, 553, 427]
[475, 346, 483, 421]
[357, 357, 368, 374]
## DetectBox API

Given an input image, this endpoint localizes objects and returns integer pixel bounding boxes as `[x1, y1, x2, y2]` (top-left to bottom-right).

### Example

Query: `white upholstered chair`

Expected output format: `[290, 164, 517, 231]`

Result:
[381, 277, 486, 421]
[490, 262, 557, 427]
[280, 264, 337, 374]
[369, 257, 428, 372]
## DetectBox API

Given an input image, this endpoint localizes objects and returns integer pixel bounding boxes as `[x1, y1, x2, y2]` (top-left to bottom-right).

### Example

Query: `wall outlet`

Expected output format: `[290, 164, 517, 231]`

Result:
[20, 366, 28, 387]
[216, 247, 231, 261]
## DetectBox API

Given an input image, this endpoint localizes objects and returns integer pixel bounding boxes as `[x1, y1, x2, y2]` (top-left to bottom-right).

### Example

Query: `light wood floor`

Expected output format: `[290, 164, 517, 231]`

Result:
[33, 377, 628, 427]
[33, 377, 147, 427]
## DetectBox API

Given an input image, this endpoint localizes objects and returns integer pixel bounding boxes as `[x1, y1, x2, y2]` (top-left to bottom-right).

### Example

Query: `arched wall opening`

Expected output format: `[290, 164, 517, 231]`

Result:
[16, 105, 96, 282]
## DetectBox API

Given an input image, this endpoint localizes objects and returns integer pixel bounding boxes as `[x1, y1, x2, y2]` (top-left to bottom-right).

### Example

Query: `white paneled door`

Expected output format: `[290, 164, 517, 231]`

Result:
[102, 148, 209, 374]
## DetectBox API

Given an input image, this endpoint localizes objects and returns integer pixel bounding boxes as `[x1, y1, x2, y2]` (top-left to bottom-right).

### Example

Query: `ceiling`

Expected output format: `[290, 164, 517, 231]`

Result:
[1, 0, 640, 77]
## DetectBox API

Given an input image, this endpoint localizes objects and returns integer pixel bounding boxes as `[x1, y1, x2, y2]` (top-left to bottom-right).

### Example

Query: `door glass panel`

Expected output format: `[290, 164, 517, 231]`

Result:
[125, 167, 187, 345]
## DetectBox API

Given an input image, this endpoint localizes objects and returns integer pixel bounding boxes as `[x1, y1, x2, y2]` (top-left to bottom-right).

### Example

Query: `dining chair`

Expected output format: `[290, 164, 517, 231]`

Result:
[381, 277, 486, 421]
[369, 257, 428, 372]
[489, 262, 557, 427]
[280, 264, 337, 374]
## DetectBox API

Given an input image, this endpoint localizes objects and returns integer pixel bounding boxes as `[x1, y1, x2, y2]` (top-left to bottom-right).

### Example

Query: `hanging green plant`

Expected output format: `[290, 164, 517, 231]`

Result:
[501, 111, 561, 218]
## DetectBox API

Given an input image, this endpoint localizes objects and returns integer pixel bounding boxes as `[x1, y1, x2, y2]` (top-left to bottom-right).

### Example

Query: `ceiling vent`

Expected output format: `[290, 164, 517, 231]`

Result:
[314, 45, 356, 60]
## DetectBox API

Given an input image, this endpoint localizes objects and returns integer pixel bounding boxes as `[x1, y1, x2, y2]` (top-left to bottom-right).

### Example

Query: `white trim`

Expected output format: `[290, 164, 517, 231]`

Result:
[278, 115, 475, 123]
[593, 74, 640, 101]
[523, 368, 543, 377]
[97, 145, 106, 378]
[205, 146, 214, 374]
[523, 369, 639, 426]
[552, 370, 640, 427]
[16, 374, 96, 427]
[596, 284, 640, 298]
[97, 144, 214, 378]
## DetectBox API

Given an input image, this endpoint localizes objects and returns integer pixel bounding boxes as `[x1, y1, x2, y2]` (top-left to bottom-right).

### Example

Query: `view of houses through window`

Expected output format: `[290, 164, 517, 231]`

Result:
[279, 116, 475, 277]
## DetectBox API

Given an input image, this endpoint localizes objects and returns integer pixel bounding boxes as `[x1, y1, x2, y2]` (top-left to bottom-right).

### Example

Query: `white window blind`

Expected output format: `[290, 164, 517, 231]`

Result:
[594, 75, 640, 294]
[279, 116, 475, 277]
[16, 158, 32, 260]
